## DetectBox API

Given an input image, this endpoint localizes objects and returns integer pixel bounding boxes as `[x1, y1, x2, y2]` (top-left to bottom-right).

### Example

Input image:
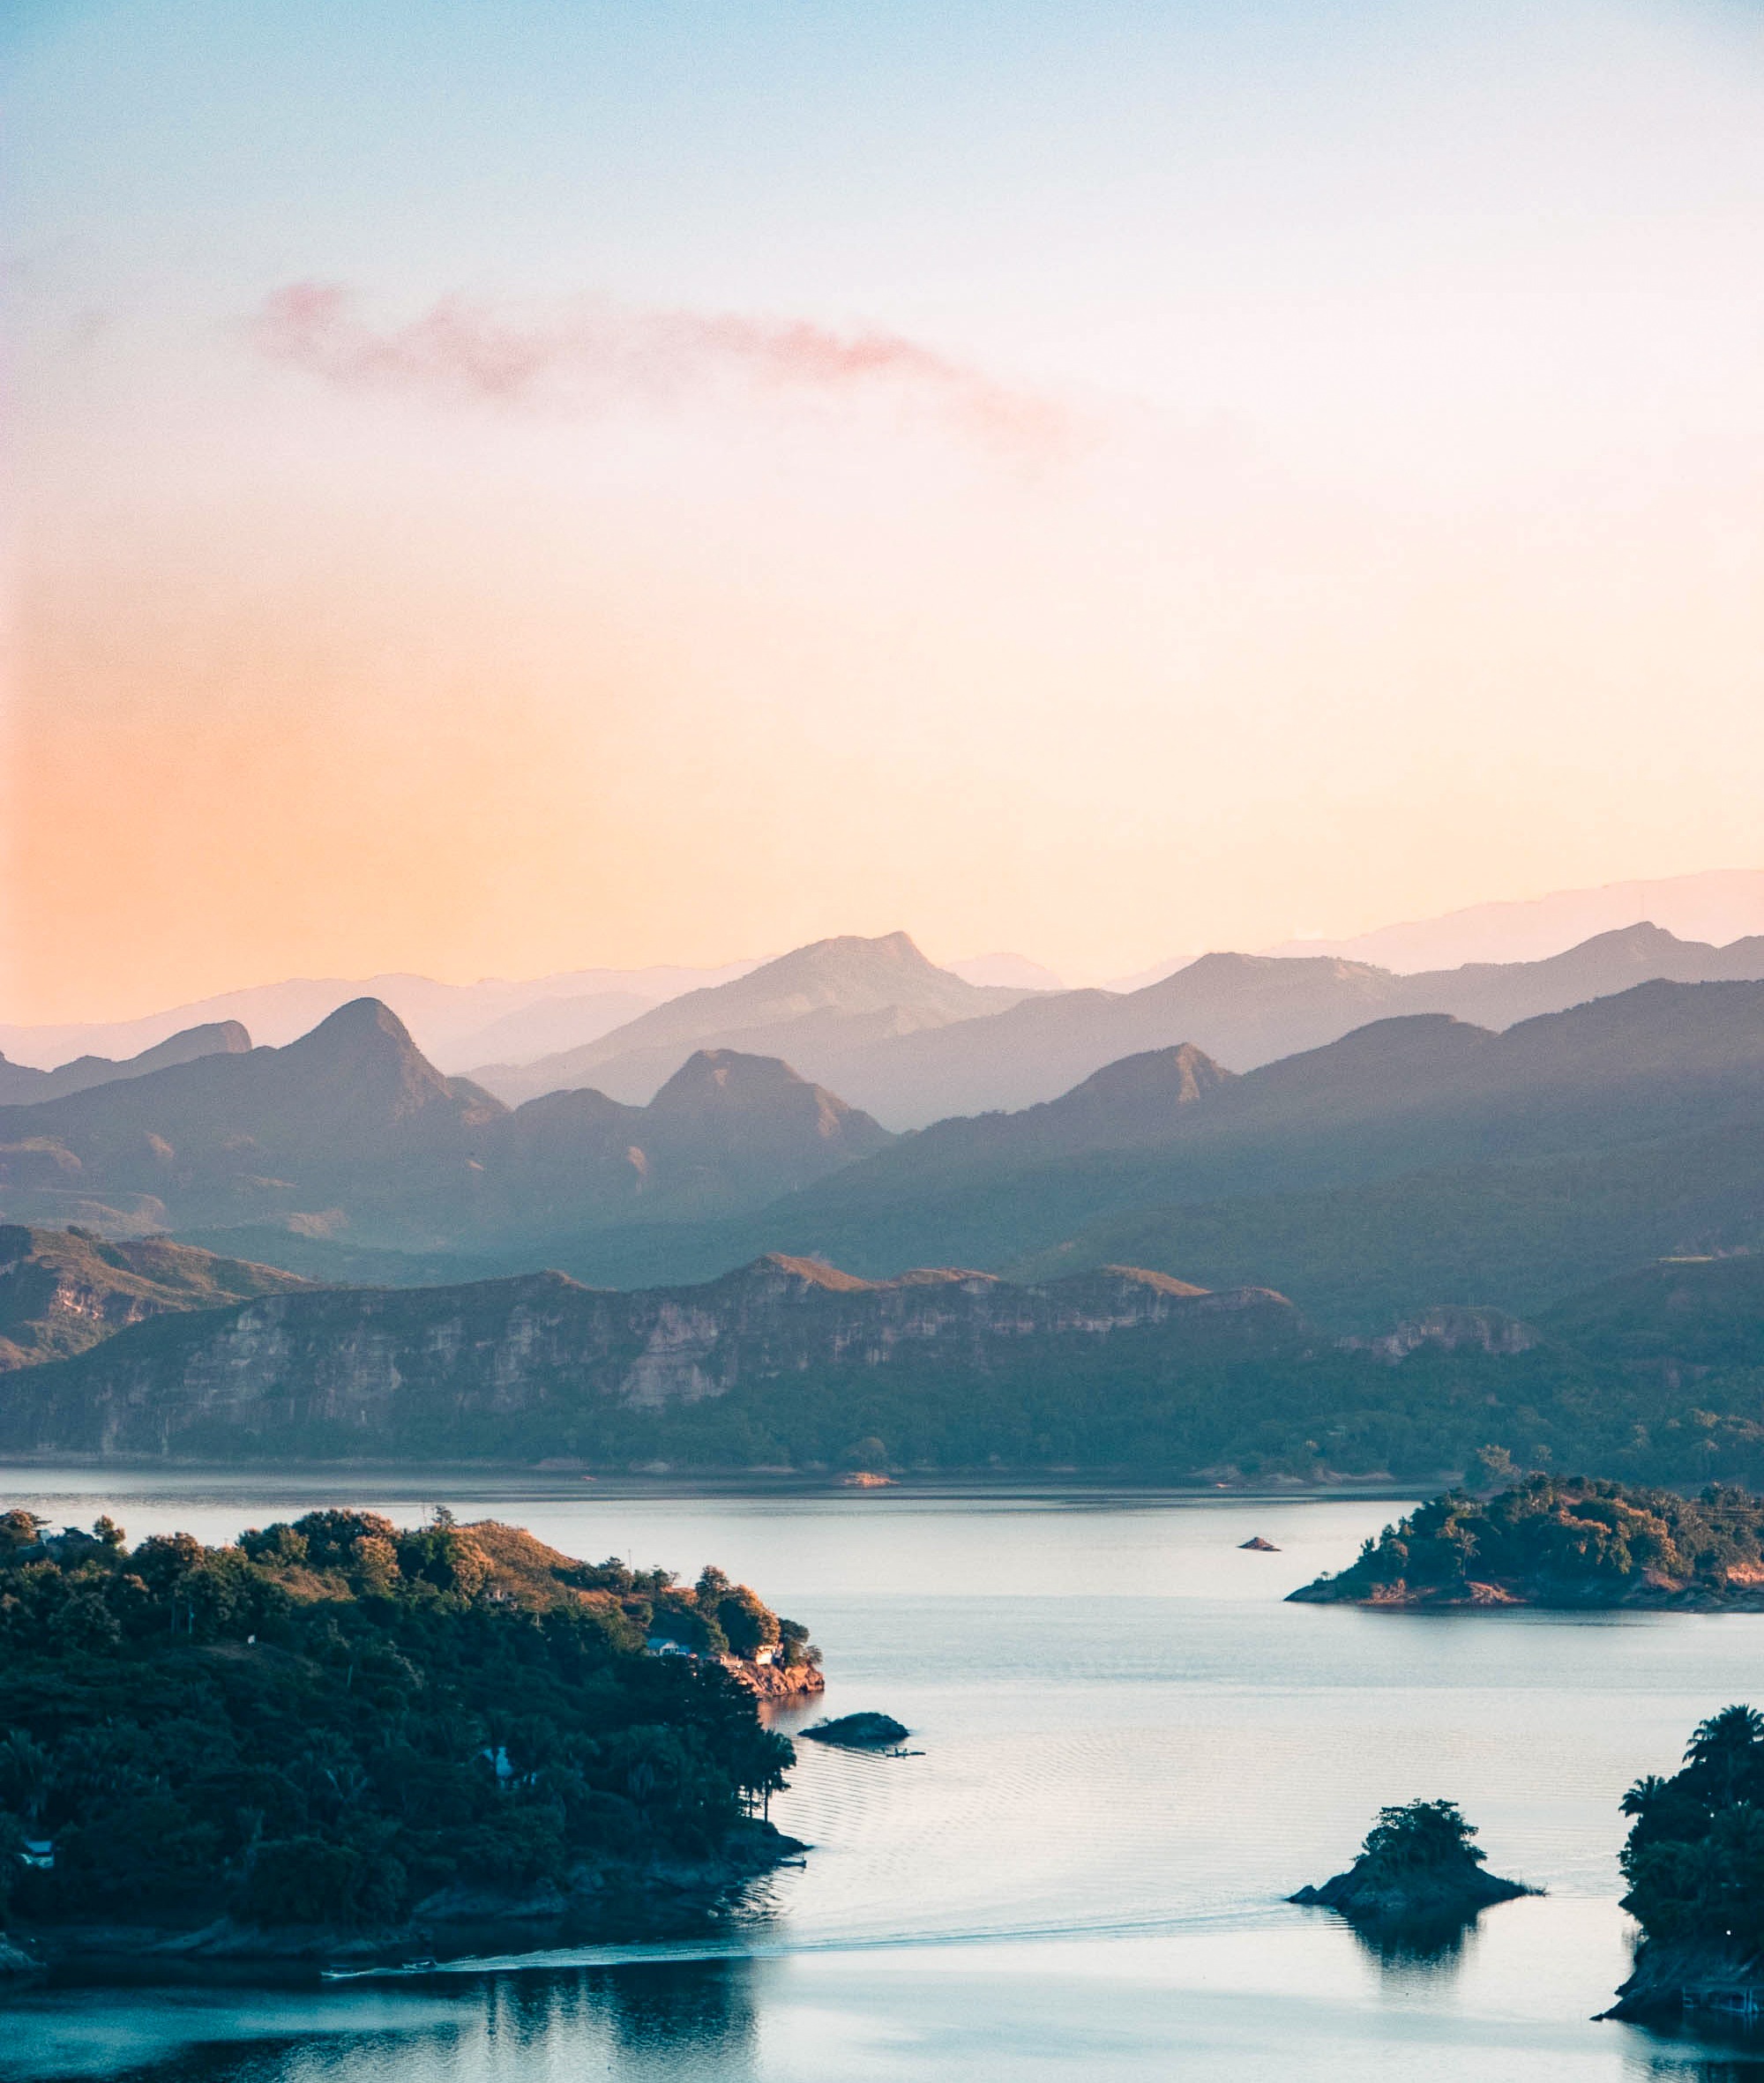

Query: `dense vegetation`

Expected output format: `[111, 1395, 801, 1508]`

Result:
[1295, 1477, 1764, 1606]
[1006, 1122, 1764, 1335]
[17, 1249, 1764, 1487]
[587, 1324, 1764, 1488]
[1352, 1800, 1490, 1882]
[0, 1506, 813, 1940]
[1619, 1706, 1764, 1956]
[1290, 1797, 1531, 1923]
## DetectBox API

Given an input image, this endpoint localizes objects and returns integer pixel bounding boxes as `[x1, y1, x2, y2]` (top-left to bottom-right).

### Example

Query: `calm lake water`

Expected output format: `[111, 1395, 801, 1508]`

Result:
[3, 1470, 1763, 2081]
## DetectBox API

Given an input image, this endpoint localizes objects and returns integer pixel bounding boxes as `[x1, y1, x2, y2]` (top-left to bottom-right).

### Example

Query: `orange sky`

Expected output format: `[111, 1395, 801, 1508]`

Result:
[7, 0, 1764, 1020]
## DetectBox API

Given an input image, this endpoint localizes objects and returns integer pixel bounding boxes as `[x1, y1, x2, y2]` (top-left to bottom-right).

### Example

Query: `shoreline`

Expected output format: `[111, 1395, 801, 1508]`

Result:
[0, 1460, 1429, 1504]
[0, 1822, 807, 1985]
[1290, 1582, 1764, 1614]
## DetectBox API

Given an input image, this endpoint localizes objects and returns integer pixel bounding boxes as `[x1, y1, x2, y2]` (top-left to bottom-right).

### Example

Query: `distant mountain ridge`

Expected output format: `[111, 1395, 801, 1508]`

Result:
[0, 959, 765, 1073]
[474, 931, 1041, 1107]
[0, 1021, 250, 1107]
[0, 1001, 890, 1249]
[476, 922, 1764, 1126]
[1259, 867, 1764, 970]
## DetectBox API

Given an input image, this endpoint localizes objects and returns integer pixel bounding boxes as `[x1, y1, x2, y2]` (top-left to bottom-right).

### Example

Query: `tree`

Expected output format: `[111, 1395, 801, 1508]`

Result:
[714, 1585, 780, 1660]
[0, 1733, 52, 1824]
[1686, 1705, 1764, 1802]
[1358, 1799, 1485, 1876]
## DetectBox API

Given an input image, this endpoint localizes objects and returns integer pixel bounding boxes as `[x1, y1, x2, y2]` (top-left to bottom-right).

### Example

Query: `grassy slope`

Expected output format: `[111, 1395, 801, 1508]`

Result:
[0, 1224, 308, 1370]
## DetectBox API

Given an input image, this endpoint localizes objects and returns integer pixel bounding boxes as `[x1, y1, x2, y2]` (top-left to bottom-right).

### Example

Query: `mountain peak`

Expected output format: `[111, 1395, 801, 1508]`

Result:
[1058, 1043, 1232, 1111]
[274, 997, 477, 1122]
[650, 1048, 820, 1112]
[294, 997, 421, 1055]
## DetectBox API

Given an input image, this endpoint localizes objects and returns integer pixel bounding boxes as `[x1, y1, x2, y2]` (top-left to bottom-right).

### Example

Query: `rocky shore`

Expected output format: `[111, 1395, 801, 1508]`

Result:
[1289, 1859, 1536, 1922]
[1602, 1939, 1764, 2023]
[724, 1654, 825, 1701]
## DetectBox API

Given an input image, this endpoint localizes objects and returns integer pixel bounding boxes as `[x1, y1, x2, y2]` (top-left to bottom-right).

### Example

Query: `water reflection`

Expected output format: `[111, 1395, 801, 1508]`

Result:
[594, 1958, 760, 2064]
[1345, 1908, 1480, 1981]
[17, 1478, 1764, 2079]
[0, 1962, 766, 2083]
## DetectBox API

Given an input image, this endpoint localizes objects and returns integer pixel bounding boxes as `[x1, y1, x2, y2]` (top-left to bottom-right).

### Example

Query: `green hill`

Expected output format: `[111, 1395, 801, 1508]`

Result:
[0, 1506, 808, 1961]
[0, 1223, 308, 1370]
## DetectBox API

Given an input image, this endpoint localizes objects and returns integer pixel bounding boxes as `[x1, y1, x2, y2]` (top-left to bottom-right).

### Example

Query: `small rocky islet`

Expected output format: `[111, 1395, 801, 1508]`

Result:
[1289, 1799, 1537, 1926]
[800, 1713, 911, 1750]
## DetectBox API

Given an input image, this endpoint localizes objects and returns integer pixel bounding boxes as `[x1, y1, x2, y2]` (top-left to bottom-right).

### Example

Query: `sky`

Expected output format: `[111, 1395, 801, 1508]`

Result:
[4, 0, 1763, 1019]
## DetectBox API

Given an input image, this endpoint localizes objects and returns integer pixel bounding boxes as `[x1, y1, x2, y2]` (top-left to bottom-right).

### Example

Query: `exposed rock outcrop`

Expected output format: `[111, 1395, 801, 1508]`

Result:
[1289, 1859, 1535, 1922]
[1603, 1940, 1764, 2022]
[0, 1253, 1302, 1460]
[802, 1713, 909, 1748]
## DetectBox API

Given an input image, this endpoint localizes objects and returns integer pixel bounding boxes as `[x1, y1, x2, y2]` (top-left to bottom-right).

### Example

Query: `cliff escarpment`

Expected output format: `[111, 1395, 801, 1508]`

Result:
[0, 1255, 1303, 1461]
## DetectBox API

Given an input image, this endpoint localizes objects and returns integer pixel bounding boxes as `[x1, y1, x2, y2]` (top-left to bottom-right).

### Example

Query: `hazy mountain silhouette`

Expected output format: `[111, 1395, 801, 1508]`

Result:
[474, 931, 1039, 1105]
[0, 959, 763, 1072]
[0, 1021, 250, 1107]
[0, 1002, 890, 1247]
[542, 922, 1764, 1128]
[1259, 867, 1764, 970]
[516, 977, 1764, 1305]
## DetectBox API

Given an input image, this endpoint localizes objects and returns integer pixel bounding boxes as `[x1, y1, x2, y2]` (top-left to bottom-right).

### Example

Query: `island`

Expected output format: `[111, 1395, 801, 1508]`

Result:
[800, 1713, 909, 1749]
[1290, 1799, 1536, 1924]
[1289, 1476, 1764, 1609]
[1606, 1705, 1764, 2022]
[0, 1504, 821, 1974]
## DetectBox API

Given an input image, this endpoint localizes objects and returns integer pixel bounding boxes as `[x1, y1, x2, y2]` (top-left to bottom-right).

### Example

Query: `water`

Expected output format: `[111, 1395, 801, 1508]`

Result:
[4, 1470, 1763, 2080]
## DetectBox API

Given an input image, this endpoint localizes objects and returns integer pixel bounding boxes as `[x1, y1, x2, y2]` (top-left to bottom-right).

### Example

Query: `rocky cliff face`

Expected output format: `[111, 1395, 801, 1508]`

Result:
[0, 1253, 1301, 1460]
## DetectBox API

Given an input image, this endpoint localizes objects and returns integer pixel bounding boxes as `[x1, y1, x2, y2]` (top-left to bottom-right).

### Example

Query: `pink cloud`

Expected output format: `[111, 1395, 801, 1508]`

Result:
[245, 283, 1066, 454]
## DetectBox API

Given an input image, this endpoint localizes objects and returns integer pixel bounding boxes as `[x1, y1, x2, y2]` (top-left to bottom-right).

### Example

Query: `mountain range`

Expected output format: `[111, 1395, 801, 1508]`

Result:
[6, 924, 1764, 1345]
[522, 975, 1764, 1320]
[0, 1020, 249, 1107]
[0, 1000, 888, 1249]
[1259, 866, 1764, 971]
[472, 931, 1042, 1107]
[9, 1240, 1764, 1492]
[0, 948, 1058, 1077]
[0, 959, 765, 1074]
[470, 922, 1764, 1125]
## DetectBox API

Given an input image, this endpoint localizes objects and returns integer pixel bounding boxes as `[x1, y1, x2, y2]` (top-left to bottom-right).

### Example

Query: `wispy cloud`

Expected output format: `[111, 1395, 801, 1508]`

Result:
[245, 283, 1066, 455]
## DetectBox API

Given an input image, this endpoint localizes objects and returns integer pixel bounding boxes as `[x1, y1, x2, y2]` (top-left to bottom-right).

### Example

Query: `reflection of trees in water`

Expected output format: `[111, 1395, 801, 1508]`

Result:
[592, 1958, 761, 2063]
[45, 1959, 763, 2083]
[1349, 1910, 1480, 1982]
[1638, 2061, 1764, 2081]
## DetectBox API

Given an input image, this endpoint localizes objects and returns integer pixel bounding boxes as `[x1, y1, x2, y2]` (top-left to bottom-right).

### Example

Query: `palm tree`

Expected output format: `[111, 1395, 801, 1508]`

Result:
[1621, 1774, 1671, 1820]
[1686, 1705, 1764, 1803]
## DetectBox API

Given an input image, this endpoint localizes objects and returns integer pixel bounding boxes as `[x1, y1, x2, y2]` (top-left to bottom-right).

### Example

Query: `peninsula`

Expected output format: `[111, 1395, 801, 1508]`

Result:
[0, 1505, 819, 1974]
[1608, 1706, 1764, 2021]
